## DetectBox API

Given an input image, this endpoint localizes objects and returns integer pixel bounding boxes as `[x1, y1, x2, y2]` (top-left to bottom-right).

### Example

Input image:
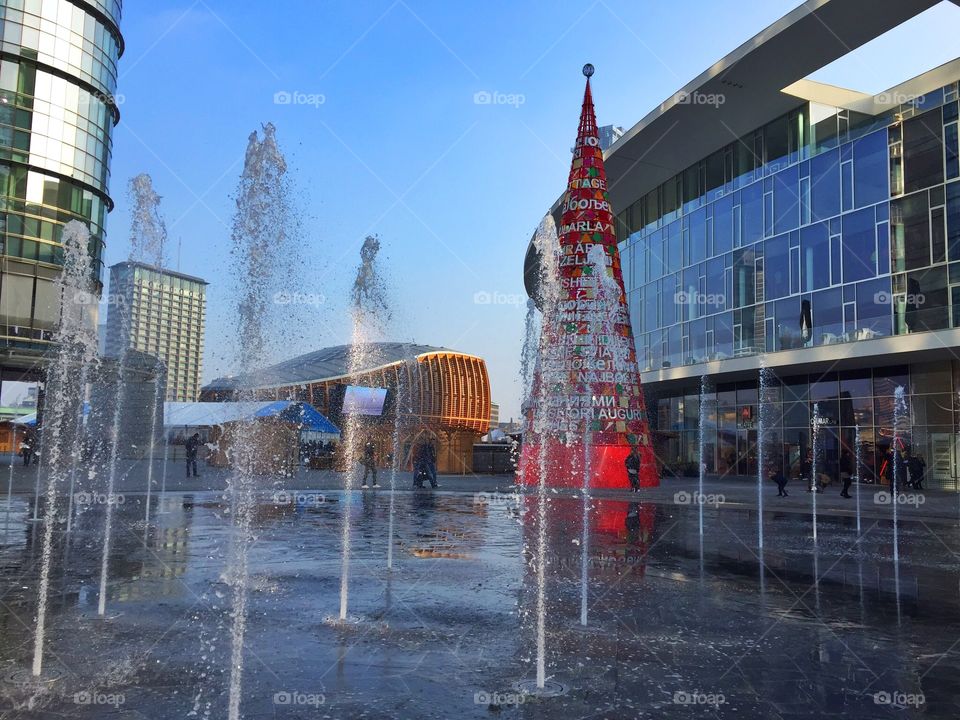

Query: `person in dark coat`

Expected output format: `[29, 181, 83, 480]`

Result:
[769, 466, 788, 497]
[412, 441, 427, 488]
[839, 450, 853, 498]
[19, 434, 33, 466]
[185, 432, 201, 478]
[905, 450, 925, 490]
[361, 439, 378, 487]
[801, 450, 816, 492]
[624, 445, 641, 491]
[425, 441, 438, 488]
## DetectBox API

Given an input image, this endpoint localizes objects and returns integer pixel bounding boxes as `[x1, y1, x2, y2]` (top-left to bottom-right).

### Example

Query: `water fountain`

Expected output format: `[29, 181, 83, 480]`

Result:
[128, 173, 168, 529]
[854, 424, 863, 535]
[757, 365, 775, 551]
[515, 214, 564, 695]
[4, 432, 14, 541]
[97, 294, 133, 617]
[338, 235, 390, 621]
[579, 426, 591, 627]
[810, 402, 821, 542]
[698, 376, 711, 542]
[224, 123, 295, 720]
[386, 358, 412, 571]
[32, 220, 99, 677]
[892, 385, 907, 619]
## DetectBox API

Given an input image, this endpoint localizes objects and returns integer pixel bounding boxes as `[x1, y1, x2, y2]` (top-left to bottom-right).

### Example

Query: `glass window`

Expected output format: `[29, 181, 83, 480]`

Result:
[705, 151, 724, 197]
[773, 165, 799, 235]
[764, 115, 789, 170]
[714, 312, 733, 359]
[842, 207, 877, 283]
[856, 277, 892, 338]
[688, 207, 707, 265]
[706, 255, 725, 310]
[810, 103, 840, 153]
[740, 180, 763, 245]
[839, 369, 872, 398]
[873, 366, 908, 398]
[905, 265, 948, 332]
[949, 181, 960, 262]
[903, 112, 944, 193]
[764, 233, 790, 301]
[734, 137, 758, 186]
[713, 193, 733, 256]
[732, 247, 756, 308]
[852, 129, 888, 207]
[809, 147, 840, 222]
[813, 287, 843, 345]
[682, 165, 700, 209]
[662, 176, 679, 220]
[946, 122, 959, 180]
[800, 222, 829, 292]
[891, 192, 930, 271]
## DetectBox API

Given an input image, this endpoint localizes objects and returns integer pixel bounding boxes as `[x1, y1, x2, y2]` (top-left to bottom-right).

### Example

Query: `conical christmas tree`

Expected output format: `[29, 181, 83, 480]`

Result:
[521, 65, 659, 489]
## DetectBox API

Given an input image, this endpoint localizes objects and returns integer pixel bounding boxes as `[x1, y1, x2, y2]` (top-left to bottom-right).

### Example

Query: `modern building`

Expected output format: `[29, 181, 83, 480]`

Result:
[105, 261, 207, 401]
[0, 0, 123, 380]
[526, 0, 960, 488]
[489, 401, 500, 429]
[202, 343, 491, 473]
[597, 124, 624, 151]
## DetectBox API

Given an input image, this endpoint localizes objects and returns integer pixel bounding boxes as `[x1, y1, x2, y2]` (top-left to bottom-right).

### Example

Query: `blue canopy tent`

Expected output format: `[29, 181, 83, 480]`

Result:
[254, 400, 340, 438]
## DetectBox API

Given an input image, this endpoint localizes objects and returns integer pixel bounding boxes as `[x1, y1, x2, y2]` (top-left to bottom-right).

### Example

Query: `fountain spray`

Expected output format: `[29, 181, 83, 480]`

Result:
[32, 221, 99, 675]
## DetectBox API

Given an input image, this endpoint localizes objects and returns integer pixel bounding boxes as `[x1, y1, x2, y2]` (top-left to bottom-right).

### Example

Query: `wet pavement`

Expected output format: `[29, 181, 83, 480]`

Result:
[1, 480, 959, 718]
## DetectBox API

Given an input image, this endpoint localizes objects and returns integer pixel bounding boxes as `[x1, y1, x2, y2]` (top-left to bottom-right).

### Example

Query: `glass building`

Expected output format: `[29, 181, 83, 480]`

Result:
[525, 0, 960, 488]
[105, 262, 207, 402]
[0, 0, 123, 371]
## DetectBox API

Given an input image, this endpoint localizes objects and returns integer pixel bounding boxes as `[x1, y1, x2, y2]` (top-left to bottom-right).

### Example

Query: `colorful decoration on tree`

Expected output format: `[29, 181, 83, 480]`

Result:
[521, 64, 659, 489]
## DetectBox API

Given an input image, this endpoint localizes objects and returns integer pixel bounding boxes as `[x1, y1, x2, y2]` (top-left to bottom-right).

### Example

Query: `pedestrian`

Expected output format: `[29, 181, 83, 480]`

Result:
[412, 441, 427, 488]
[915, 453, 926, 490]
[906, 449, 925, 491]
[360, 439, 378, 488]
[624, 444, 641, 491]
[801, 450, 817, 493]
[839, 450, 853, 498]
[426, 441, 439, 489]
[19, 435, 32, 467]
[770, 466, 788, 497]
[185, 432, 201, 478]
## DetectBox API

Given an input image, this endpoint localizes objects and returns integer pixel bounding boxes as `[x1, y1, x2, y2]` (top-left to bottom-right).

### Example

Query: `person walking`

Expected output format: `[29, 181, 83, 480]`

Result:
[770, 466, 788, 497]
[360, 439, 378, 488]
[801, 450, 816, 493]
[185, 432, 201, 478]
[425, 441, 438, 489]
[906, 449, 925, 491]
[624, 444, 641, 491]
[19, 434, 33, 467]
[412, 441, 427, 488]
[839, 450, 853, 498]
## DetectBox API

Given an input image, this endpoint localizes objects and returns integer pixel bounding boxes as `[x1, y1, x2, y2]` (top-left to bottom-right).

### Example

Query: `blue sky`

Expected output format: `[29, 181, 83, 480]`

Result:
[106, 0, 960, 420]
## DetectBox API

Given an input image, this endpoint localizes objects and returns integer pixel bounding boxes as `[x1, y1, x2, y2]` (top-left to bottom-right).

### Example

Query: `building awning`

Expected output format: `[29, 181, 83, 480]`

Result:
[12, 402, 90, 426]
[164, 400, 339, 435]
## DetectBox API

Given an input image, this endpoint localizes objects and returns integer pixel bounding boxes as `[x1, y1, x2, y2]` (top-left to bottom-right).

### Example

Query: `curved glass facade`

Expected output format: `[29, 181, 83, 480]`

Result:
[0, 0, 121, 95]
[0, 0, 120, 350]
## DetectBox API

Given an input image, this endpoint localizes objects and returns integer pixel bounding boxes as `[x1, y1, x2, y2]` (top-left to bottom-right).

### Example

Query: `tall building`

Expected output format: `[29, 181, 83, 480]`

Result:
[105, 261, 206, 402]
[526, 0, 960, 488]
[489, 401, 500, 428]
[0, 0, 123, 376]
[597, 124, 624, 151]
